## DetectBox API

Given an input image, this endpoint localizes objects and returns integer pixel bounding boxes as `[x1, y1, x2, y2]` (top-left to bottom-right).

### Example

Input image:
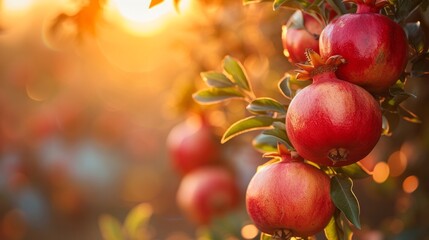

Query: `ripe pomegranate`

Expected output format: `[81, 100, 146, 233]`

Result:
[167, 113, 220, 175]
[246, 153, 334, 238]
[176, 167, 240, 225]
[286, 49, 382, 167]
[282, 11, 324, 63]
[319, 0, 408, 94]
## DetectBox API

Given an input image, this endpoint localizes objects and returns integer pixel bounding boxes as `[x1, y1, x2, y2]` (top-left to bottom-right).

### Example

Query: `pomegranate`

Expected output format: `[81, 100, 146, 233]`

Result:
[319, 0, 408, 94]
[282, 11, 324, 63]
[246, 153, 334, 238]
[286, 49, 382, 167]
[167, 113, 220, 175]
[176, 167, 240, 225]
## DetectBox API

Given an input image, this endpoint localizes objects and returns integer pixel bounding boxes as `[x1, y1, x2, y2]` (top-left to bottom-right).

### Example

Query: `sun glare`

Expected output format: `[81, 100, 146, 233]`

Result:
[108, 0, 191, 35]
[3, 0, 34, 12]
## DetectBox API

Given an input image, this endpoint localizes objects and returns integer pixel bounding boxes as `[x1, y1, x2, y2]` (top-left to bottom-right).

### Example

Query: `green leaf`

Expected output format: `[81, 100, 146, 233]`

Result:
[223, 56, 251, 91]
[222, 116, 276, 143]
[193, 87, 244, 104]
[325, 0, 348, 15]
[404, 22, 426, 56]
[99, 214, 125, 240]
[261, 128, 291, 147]
[124, 203, 153, 240]
[336, 163, 372, 179]
[324, 216, 340, 240]
[330, 175, 361, 229]
[253, 133, 282, 153]
[200, 72, 235, 88]
[247, 97, 287, 115]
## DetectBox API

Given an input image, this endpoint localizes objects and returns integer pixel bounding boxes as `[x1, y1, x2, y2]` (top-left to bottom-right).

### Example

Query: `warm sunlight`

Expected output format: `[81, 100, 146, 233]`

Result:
[3, 0, 34, 12]
[107, 0, 191, 35]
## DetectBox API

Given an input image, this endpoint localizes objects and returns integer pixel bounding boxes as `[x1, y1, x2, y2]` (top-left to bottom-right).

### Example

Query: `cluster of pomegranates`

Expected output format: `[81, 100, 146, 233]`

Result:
[247, 0, 408, 238]
[166, 113, 240, 226]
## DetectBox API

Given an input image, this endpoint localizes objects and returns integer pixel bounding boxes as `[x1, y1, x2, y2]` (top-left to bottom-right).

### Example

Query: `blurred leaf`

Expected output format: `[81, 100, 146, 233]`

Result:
[287, 10, 305, 30]
[260, 233, 273, 240]
[149, 0, 164, 8]
[404, 22, 426, 56]
[243, 0, 272, 4]
[412, 52, 429, 76]
[398, 105, 422, 123]
[325, 0, 348, 15]
[247, 97, 286, 115]
[174, 0, 181, 11]
[335, 163, 372, 179]
[324, 216, 340, 240]
[223, 56, 251, 91]
[392, 0, 426, 23]
[278, 75, 293, 100]
[124, 203, 153, 240]
[99, 214, 125, 240]
[201, 72, 235, 88]
[330, 175, 361, 229]
[382, 111, 400, 136]
[253, 134, 280, 152]
[273, 0, 306, 10]
[193, 88, 244, 104]
[222, 116, 276, 143]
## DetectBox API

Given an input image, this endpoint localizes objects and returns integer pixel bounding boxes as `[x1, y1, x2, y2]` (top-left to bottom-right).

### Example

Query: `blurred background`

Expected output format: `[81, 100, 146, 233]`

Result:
[0, 0, 428, 239]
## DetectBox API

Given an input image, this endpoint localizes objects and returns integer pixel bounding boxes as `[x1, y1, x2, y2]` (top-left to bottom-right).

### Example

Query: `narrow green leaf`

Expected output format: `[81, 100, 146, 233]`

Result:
[223, 56, 251, 91]
[278, 75, 292, 100]
[273, 0, 307, 10]
[253, 134, 281, 153]
[330, 175, 361, 229]
[247, 97, 286, 115]
[200, 72, 235, 88]
[99, 214, 125, 240]
[193, 88, 244, 104]
[324, 216, 340, 240]
[222, 116, 275, 143]
[124, 203, 153, 240]
[336, 163, 372, 179]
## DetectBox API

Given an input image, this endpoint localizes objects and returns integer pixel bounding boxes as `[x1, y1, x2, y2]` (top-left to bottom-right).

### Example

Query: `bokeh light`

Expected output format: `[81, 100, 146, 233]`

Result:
[387, 151, 407, 177]
[241, 224, 259, 239]
[402, 175, 419, 194]
[372, 162, 390, 184]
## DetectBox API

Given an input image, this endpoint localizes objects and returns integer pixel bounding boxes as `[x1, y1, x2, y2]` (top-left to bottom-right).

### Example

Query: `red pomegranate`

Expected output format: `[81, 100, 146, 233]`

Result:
[176, 167, 240, 225]
[246, 153, 335, 238]
[319, 0, 408, 94]
[282, 11, 324, 63]
[167, 113, 220, 175]
[286, 49, 382, 167]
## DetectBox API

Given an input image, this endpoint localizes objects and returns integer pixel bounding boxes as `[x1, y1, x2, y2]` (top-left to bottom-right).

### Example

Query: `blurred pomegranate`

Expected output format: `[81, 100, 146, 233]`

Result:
[167, 113, 221, 175]
[176, 167, 240, 225]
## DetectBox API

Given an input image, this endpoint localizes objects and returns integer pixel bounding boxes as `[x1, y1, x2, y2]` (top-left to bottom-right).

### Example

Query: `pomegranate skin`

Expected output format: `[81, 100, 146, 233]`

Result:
[246, 158, 335, 237]
[319, 8, 408, 93]
[286, 72, 382, 166]
[167, 114, 220, 175]
[176, 167, 240, 225]
[282, 11, 323, 63]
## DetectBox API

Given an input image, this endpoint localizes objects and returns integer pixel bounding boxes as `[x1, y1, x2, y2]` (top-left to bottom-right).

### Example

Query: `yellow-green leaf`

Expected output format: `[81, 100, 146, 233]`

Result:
[330, 176, 361, 229]
[193, 87, 244, 104]
[124, 203, 153, 240]
[99, 214, 124, 240]
[223, 56, 250, 91]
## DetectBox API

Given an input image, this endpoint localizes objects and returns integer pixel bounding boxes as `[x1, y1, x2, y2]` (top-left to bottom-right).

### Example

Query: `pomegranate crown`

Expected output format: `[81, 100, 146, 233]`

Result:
[295, 49, 346, 81]
[343, 0, 390, 12]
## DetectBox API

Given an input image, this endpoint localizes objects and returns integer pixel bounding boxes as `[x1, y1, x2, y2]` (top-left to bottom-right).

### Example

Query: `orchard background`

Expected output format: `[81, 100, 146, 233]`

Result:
[0, 0, 428, 239]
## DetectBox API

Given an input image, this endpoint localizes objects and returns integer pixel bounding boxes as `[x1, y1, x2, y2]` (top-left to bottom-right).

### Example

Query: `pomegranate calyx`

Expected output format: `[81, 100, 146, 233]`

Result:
[273, 229, 293, 240]
[295, 49, 345, 81]
[343, 0, 390, 13]
[328, 147, 350, 164]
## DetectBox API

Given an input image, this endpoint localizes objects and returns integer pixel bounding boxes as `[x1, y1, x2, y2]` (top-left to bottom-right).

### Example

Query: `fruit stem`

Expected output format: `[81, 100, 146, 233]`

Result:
[273, 229, 293, 240]
[328, 148, 349, 164]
